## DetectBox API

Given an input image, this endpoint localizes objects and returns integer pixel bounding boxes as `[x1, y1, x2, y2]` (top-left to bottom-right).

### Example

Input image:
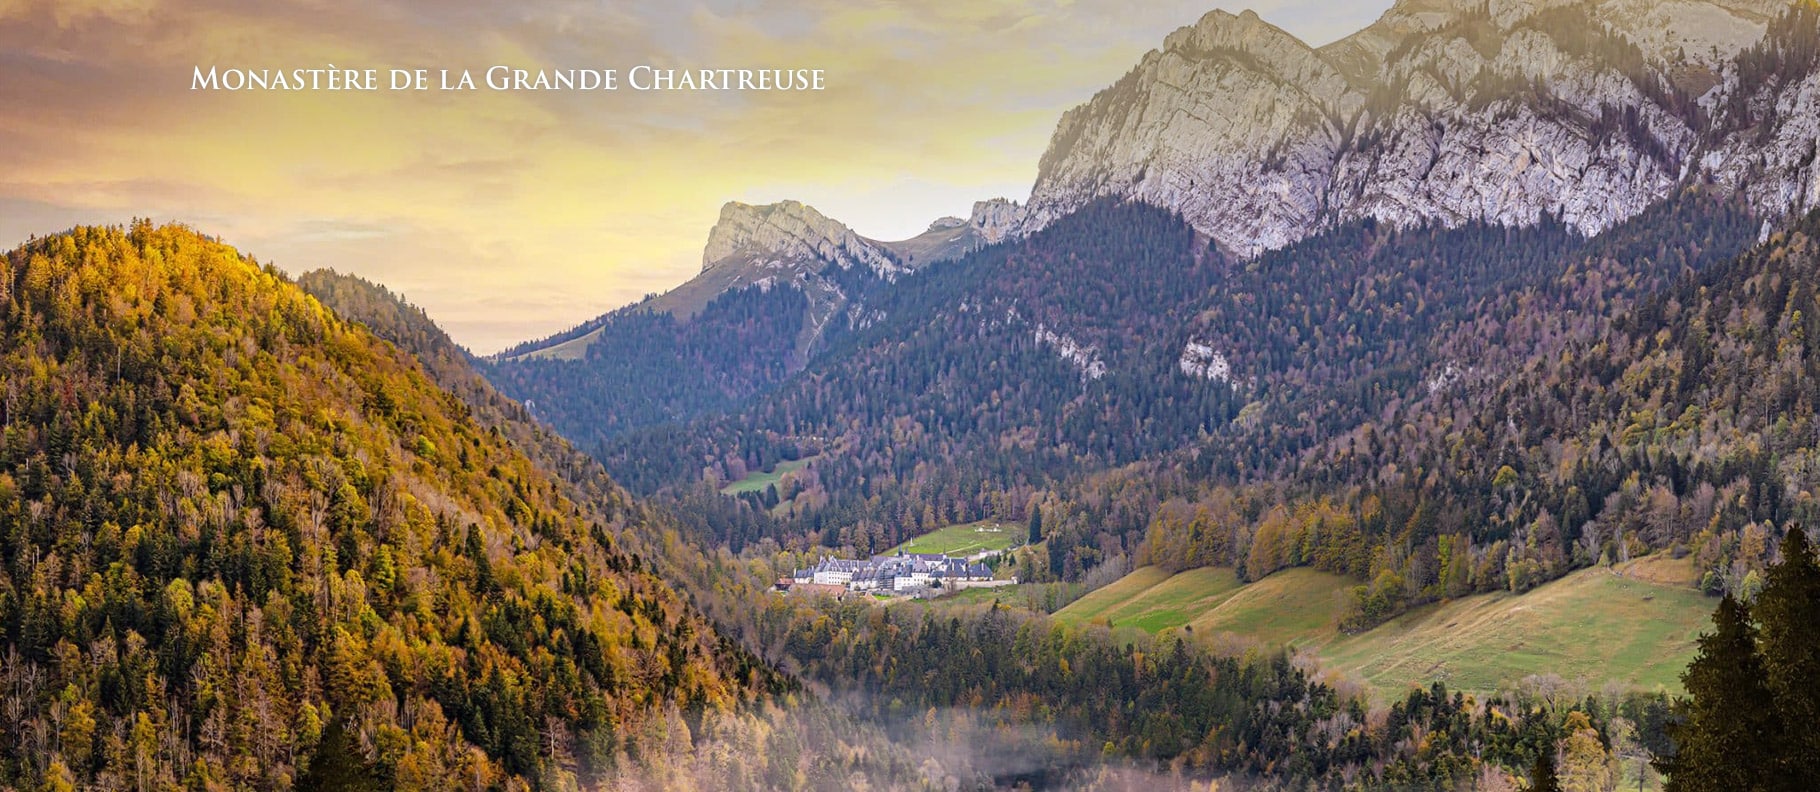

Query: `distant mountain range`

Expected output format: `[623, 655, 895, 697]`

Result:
[513, 0, 1818, 360]
[491, 0, 1820, 446]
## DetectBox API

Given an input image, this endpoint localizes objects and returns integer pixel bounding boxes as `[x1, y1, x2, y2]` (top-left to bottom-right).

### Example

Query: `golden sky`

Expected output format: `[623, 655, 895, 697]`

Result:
[0, 0, 1390, 353]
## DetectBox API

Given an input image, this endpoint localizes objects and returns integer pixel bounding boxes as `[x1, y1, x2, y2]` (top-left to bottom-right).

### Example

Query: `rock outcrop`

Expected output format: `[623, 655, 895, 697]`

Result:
[1022, 0, 1819, 256]
[968, 199, 1028, 244]
[701, 200, 901, 278]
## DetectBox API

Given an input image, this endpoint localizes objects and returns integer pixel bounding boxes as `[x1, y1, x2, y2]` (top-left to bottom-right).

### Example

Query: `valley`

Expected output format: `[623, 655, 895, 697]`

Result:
[9, 0, 1820, 789]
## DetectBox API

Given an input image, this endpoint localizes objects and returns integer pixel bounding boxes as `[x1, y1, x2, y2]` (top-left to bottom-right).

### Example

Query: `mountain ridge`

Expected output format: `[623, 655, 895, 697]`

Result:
[1023, 0, 1820, 256]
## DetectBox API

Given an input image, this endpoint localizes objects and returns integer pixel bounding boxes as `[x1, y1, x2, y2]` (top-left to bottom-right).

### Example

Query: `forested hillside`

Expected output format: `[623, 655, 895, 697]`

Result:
[0, 224, 767, 791]
[1143, 202, 1820, 628]
[485, 280, 813, 443]
[296, 269, 805, 668]
[295, 270, 648, 542]
[594, 201, 1240, 527]
[575, 193, 1755, 584]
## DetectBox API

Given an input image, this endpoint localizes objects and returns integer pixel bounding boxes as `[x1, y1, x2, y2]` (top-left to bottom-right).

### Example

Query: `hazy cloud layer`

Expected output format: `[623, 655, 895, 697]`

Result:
[0, 0, 1390, 352]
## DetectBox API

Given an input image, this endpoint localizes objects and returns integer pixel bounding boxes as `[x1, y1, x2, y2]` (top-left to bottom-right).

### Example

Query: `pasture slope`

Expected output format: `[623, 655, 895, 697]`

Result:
[890, 521, 1019, 557]
[1054, 557, 1711, 698]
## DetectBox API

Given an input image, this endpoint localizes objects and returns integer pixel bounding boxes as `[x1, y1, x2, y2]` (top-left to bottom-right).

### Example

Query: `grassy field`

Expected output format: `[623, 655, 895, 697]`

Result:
[1055, 567, 1246, 632]
[1189, 568, 1353, 645]
[890, 521, 1018, 557]
[1052, 556, 1713, 698]
[507, 327, 601, 362]
[1052, 567, 1173, 625]
[1318, 561, 1711, 696]
[719, 457, 815, 495]
[928, 584, 1039, 608]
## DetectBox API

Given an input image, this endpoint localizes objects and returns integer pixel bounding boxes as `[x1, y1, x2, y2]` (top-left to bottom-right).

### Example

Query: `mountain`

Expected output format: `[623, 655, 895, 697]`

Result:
[503, 197, 1024, 365]
[485, 197, 1029, 448]
[639, 199, 894, 365]
[594, 193, 1755, 549]
[487, 3, 1820, 600]
[0, 223, 766, 791]
[1023, 0, 1820, 256]
[489, 1, 1820, 458]
[666, 196, 1027, 321]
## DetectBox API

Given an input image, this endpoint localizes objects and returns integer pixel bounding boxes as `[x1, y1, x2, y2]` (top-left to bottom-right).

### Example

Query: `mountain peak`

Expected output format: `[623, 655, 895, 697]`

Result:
[701, 199, 899, 277]
[1160, 6, 1329, 75]
[1166, 7, 1280, 48]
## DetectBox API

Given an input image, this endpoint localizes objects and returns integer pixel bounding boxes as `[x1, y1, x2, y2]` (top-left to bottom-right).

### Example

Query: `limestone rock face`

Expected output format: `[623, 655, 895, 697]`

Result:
[968, 199, 1028, 244]
[1023, 0, 1819, 256]
[702, 200, 901, 278]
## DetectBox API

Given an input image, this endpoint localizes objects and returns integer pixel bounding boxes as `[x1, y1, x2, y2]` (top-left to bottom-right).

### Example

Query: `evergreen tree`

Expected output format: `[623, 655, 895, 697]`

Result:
[1752, 527, 1820, 786]
[1657, 595, 1782, 792]
[295, 720, 383, 792]
[1529, 748, 1561, 792]
[1028, 505, 1044, 545]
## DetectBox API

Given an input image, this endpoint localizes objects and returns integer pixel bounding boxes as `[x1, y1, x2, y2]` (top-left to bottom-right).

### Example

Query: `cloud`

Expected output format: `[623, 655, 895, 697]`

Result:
[0, 0, 1391, 353]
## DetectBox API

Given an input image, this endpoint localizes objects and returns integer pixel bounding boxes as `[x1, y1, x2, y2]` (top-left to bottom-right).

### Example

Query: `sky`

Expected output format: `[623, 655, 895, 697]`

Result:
[0, 0, 1392, 353]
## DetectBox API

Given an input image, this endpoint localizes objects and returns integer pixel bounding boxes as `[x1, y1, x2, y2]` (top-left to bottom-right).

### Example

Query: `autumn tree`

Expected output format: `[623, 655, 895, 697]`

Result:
[1558, 711, 1616, 792]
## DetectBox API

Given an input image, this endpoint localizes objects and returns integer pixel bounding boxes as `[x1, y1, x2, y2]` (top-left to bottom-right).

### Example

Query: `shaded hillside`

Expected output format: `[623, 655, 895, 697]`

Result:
[599, 201, 1235, 501]
[0, 224, 764, 791]
[484, 285, 810, 445]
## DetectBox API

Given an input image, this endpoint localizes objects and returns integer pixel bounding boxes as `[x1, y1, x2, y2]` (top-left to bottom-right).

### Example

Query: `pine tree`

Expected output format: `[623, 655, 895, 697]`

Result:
[295, 720, 383, 792]
[1752, 527, 1820, 787]
[1028, 505, 1044, 545]
[1657, 595, 1782, 792]
[1529, 748, 1561, 792]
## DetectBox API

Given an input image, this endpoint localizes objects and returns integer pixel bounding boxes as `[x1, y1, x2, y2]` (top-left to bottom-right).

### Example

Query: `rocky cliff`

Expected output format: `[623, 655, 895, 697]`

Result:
[1023, 0, 1818, 256]
[701, 200, 903, 278]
